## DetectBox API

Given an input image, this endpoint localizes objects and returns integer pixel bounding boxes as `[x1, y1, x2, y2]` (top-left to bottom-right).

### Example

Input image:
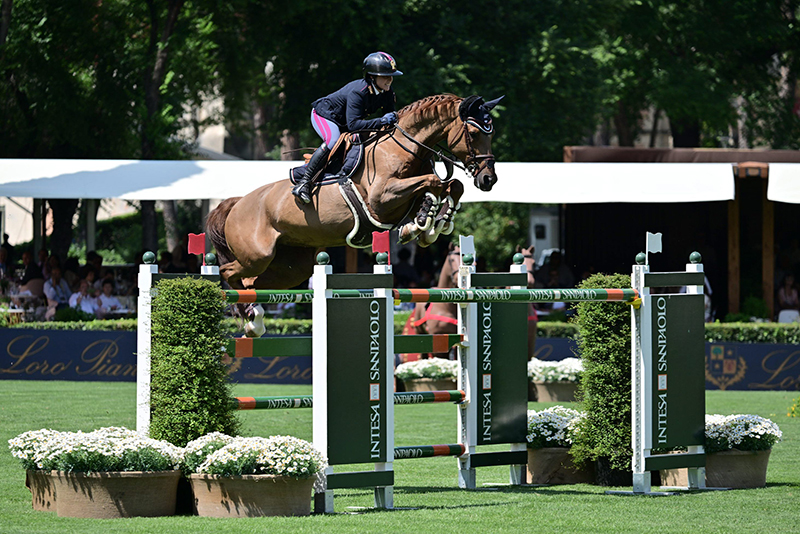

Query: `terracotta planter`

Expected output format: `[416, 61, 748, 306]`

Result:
[189, 473, 315, 517]
[401, 377, 457, 392]
[533, 381, 578, 402]
[527, 447, 595, 485]
[50, 470, 181, 518]
[660, 449, 772, 489]
[25, 469, 56, 511]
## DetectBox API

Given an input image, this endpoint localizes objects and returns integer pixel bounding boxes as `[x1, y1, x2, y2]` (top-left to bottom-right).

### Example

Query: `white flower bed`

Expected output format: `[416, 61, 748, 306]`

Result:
[705, 414, 782, 453]
[196, 435, 326, 478]
[395, 358, 458, 380]
[527, 357, 583, 383]
[526, 406, 584, 449]
[8, 426, 183, 473]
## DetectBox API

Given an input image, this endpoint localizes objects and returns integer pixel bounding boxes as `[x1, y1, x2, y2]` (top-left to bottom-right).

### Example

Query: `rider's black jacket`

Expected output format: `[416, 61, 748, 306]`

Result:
[312, 79, 396, 132]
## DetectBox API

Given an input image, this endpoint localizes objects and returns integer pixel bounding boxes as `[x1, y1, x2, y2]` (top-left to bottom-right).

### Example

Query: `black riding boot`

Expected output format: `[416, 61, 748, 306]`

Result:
[292, 143, 330, 204]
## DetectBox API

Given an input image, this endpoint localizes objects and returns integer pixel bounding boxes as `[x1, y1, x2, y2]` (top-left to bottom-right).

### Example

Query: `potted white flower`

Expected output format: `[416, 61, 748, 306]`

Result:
[525, 406, 594, 485]
[187, 434, 326, 517]
[527, 357, 583, 402]
[660, 414, 782, 489]
[395, 358, 459, 392]
[8, 426, 183, 518]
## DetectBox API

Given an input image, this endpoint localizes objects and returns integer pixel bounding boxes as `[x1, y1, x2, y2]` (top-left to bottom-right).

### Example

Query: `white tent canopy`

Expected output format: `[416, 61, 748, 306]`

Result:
[767, 164, 800, 204]
[0, 159, 737, 203]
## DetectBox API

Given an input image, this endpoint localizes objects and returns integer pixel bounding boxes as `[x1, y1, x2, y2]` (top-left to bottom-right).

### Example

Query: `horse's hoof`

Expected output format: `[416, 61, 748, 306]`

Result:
[416, 193, 437, 230]
[399, 224, 418, 244]
[244, 321, 266, 338]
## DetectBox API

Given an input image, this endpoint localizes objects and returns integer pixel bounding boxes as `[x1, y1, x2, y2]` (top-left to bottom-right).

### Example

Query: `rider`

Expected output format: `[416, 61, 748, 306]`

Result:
[291, 51, 403, 204]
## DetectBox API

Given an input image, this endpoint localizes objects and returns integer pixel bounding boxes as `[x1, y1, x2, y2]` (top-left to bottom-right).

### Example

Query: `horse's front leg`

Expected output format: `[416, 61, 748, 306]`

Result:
[418, 180, 466, 247]
[433, 179, 465, 236]
[369, 173, 446, 245]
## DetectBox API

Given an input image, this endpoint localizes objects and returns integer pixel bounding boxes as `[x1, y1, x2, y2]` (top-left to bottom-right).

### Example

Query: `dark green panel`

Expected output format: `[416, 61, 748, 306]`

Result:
[471, 273, 527, 287]
[650, 294, 705, 448]
[645, 453, 705, 471]
[226, 336, 312, 357]
[644, 272, 705, 288]
[469, 450, 528, 468]
[477, 301, 528, 446]
[325, 470, 394, 489]
[326, 296, 388, 464]
[326, 273, 393, 289]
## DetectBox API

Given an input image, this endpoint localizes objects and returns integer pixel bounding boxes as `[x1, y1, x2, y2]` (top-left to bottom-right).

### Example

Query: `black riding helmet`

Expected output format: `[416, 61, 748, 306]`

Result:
[363, 52, 403, 78]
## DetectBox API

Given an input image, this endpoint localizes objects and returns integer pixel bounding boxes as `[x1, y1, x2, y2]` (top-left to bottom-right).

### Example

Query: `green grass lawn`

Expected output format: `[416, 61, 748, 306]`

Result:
[1, 381, 798, 534]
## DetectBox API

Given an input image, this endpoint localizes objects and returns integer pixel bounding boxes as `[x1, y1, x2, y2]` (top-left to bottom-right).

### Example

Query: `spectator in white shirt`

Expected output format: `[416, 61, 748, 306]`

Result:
[44, 265, 72, 319]
[69, 279, 101, 317]
[98, 279, 123, 316]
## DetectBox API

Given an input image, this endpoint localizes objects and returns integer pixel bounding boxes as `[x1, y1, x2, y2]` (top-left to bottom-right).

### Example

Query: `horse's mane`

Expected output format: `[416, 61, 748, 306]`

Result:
[397, 94, 462, 121]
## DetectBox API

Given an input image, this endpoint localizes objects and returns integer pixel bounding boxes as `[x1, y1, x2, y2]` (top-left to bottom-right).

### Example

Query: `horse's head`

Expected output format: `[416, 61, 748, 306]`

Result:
[454, 95, 503, 192]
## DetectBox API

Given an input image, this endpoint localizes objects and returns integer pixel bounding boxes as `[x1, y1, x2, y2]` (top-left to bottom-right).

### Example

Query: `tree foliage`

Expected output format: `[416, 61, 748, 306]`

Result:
[3, 0, 800, 256]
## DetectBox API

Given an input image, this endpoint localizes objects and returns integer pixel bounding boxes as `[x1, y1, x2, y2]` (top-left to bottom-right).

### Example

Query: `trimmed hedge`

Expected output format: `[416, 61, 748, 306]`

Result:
[569, 273, 633, 472]
[148, 277, 240, 447]
[9, 310, 800, 345]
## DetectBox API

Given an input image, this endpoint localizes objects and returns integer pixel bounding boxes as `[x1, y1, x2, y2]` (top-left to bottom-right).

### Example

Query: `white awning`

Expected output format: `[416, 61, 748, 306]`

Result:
[0, 159, 736, 203]
[458, 162, 736, 204]
[767, 164, 800, 204]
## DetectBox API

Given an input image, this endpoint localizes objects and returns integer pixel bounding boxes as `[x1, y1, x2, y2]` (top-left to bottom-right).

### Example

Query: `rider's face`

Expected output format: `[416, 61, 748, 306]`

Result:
[375, 76, 393, 91]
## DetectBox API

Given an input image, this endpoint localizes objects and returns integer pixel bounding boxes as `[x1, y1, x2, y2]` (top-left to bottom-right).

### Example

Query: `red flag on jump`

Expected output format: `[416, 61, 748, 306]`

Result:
[188, 233, 206, 264]
[372, 231, 391, 264]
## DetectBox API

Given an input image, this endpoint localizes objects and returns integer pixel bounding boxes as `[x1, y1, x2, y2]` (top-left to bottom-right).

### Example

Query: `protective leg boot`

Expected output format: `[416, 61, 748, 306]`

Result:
[292, 143, 330, 204]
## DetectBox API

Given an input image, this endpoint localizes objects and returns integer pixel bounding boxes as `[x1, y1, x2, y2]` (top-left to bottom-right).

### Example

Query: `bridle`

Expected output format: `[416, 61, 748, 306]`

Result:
[391, 116, 495, 180]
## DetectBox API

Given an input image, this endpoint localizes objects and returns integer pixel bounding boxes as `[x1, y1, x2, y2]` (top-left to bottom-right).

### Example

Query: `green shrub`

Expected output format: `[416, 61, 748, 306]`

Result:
[537, 321, 579, 338]
[7, 318, 138, 331]
[148, 277, 240, 447]
[569, 273, 632, 471]
[54, 306, 97, 322]
[705, 322, 800, 343]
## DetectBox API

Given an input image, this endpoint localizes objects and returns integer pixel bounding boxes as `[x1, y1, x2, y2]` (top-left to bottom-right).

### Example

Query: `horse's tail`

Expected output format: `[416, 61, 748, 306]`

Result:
[206, 197, 242, 267]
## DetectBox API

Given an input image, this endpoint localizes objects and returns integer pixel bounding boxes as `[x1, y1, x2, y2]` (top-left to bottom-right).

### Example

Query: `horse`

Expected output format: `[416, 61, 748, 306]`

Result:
[409, 242, 461, 358]
[207, 93, 502, 336]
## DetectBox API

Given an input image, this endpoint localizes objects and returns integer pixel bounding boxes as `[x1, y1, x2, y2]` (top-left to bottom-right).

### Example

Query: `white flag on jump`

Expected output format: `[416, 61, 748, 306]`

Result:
[646, 232, 663, 254]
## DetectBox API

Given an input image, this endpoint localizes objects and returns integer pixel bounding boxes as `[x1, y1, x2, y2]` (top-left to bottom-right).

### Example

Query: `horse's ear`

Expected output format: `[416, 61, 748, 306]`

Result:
[459, 95, 484, 121]
[483, 95, 505, 111]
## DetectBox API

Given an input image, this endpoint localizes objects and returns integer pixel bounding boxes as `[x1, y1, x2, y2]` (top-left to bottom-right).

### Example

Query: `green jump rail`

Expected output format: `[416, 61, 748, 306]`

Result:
[234, 390, 465, 410]
[222, 287, 640, 305]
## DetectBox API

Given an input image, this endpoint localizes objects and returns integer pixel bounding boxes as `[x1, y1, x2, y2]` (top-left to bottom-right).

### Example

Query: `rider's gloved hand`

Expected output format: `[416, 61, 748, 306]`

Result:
[380, 112, 398, 126]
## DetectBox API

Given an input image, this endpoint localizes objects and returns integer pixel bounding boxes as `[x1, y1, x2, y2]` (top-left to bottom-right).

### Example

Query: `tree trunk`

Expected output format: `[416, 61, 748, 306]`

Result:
[48, 199, 79, 262]
[613, 101, 636, 147]
[160, 200, 179, 253]
[280, 130, 300, 161]
[139, 0, 185, 252]
[0, 0, 12, 47]
[141, 200, 158, 254]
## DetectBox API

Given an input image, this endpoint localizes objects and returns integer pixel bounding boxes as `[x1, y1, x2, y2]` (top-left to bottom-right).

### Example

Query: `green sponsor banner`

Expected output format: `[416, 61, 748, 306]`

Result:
[477, 301, 528, 445]
[326, 297, 388, 464]
[650, 294, 705, 449]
